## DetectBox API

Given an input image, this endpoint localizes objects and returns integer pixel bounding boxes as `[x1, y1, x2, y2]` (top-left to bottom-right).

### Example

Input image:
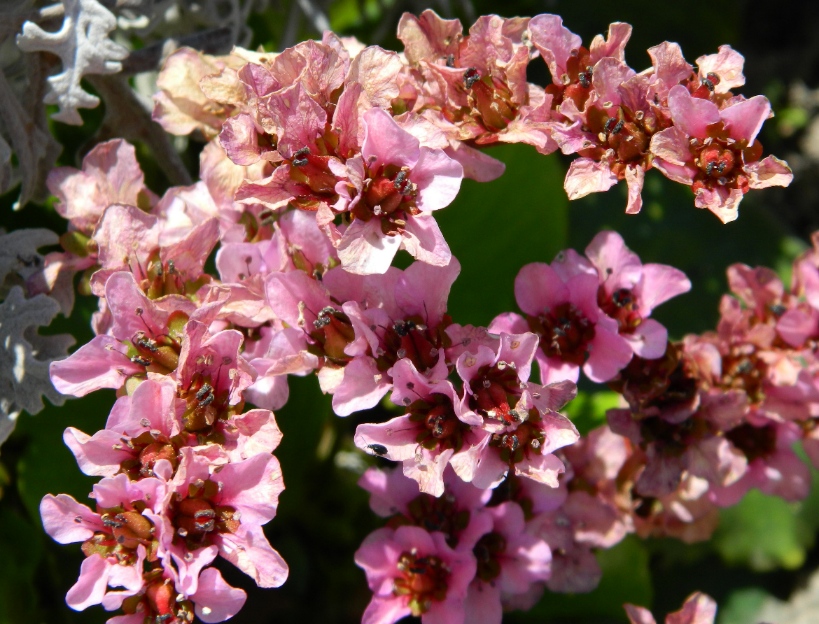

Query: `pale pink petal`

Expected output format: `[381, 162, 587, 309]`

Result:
[625, 604, 657, 624]
[40, 494, 101, 543]
[362, 596, 411, 624]
[624, 164, 645, 214]
[514, 262, 568, 316]
[650, 126, 694, 169]
[696, 45, 745, 93]
[362, 107, 420, 170]
[332, 357, 392, 416]
[667, 85, 720, 138]
[624, 318, 668, 358]
[719, 95, 770, 144]
[217, 525, 289, 588]
[337, 219, 401, 275]
[528, 14, 582, 84]
[66, 555, 109, 610]
[50, 335, 143, 397]
[400, 215, 452, 267]
[411, 148, 464, 212]
[444, 143, 505, 182]
[745, 155, 793, 189]
[564, 158, 618, 200]
[191, 567, 248, 623]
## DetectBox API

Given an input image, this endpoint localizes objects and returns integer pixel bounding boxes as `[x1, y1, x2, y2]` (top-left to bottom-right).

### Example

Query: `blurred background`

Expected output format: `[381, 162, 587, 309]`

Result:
[2, 0, 819, 622]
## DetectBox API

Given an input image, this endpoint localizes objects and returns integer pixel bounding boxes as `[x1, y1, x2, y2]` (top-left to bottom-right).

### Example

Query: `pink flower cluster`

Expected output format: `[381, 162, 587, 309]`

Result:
[33, 8, 806, 623]
[150, 9, 790, 239]
[39, 141, 289, 622]
[544, 233, 819, 545]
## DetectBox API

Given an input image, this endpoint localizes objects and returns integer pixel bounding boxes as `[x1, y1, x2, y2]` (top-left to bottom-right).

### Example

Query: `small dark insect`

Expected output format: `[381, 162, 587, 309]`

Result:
[367, 444, 388, 456]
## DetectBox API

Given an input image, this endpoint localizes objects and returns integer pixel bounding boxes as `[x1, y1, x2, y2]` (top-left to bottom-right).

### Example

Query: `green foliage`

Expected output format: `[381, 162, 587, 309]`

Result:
[436, 143, 568, 328]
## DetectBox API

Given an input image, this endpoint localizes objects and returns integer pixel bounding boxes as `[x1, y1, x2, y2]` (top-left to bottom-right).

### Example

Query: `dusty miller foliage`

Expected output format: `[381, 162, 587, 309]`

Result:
[0, 229, 74, 450]
[1, 0, 271, 208]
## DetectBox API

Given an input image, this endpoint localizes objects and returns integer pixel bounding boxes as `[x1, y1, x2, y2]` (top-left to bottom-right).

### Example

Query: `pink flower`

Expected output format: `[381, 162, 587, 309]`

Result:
[359, 465, 492, 548]
[463, 501, 552, 624]
[40, 475, 168, 611]
[160, 448, 288, 589]
[585, 231, 691, 358]
[650, 84, 792, 222]
[491, 253, 633, 384]
[354, 525, 476, 624]
[332, 107, 463, 274]
[452, 332, 579, 489]
[354, 357, 487, 497]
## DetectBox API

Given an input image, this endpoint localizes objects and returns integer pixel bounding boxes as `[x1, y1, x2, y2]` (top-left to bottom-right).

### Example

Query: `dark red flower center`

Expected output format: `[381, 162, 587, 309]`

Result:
[473, 531, 507, 583]
[527, 302, 596, 366]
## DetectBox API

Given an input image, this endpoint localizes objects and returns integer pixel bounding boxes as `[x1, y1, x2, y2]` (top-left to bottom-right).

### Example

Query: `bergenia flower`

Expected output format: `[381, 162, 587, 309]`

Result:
[650, 84, 792, 222]
[331, 107, 463, 274]
[584, 230, 691, 359]
[354, 525, 476, 624]
[491, 252, 633, 384]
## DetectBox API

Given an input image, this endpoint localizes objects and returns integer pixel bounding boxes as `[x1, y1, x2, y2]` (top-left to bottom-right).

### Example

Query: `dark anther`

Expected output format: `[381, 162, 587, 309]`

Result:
[131, 356, 152, 366]
[393, 170, 408, 190]
[198, 393, 215, 408]
[578, 66, 593, 88]
[196, 383, 213, 401]
[705, 162, 716, 176]
[612, 289, 633, 307]
[293, 146, 311, 167]
[393, 319, 415, 337]
[446, 54, 455, 68]
[464, 67, 480, 89]
[167, 260, 176, 274]
[313, 306, 337, 329]
[136, 335, 159, 352]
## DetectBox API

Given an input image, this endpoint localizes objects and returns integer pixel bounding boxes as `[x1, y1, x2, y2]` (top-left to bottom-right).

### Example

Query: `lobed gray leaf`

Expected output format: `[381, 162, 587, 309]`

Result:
[17, 0, 129, 125]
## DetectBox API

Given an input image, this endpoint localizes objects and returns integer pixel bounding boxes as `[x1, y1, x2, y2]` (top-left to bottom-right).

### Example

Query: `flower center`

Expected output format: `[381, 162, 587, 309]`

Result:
[399, 493, 471, 547]
[599, 287, 642, 333]
[463, 69, 518, 133]
[527, 302, 596, 365]
[394, 551, 450, 616]
[468, 362, 524, 424]
[171, 479, 240, 550]
[689, 123, 763, 197]
[375, 316, 450, 374]
[81, 506, 157, 567]
[307, 305, 356, 365]
[473, 531, 507, 583]
[408, 395, 470, 452]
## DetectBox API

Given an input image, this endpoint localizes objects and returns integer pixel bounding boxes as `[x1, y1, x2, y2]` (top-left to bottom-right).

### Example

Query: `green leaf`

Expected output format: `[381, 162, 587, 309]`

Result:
[718, 588, 771, 624]
[435, 143, 568, 328]
[714, 488, 814, 572]
[563, 390, 622, 436]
